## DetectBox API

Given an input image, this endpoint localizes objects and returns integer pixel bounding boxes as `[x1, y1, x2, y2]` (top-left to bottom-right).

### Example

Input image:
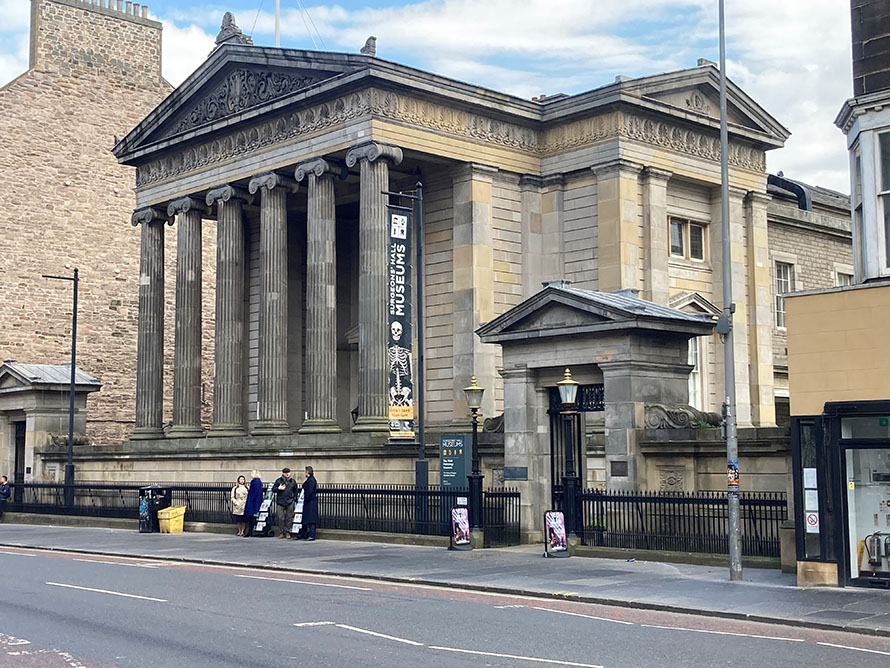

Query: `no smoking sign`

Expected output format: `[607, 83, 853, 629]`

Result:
[805, 511, 820, 534]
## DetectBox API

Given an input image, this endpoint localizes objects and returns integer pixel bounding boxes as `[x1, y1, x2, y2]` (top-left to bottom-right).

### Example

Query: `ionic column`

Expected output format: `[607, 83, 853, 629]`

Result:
[166, 196, 207, 438]
[295, 158, 346, 433]
[345, 141, 403, 432]
[131, 207, 168, 440]
[248, 172, 297, 435]
[206, 185, 251, 436]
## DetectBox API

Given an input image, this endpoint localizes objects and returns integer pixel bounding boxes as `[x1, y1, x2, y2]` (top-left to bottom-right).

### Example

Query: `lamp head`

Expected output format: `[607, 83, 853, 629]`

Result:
[463, 375, 484, 412]
[557, 368, 579, 407]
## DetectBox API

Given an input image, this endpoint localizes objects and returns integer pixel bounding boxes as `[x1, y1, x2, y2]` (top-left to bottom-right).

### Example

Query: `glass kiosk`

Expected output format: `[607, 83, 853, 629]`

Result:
[793, 401, 890, 587]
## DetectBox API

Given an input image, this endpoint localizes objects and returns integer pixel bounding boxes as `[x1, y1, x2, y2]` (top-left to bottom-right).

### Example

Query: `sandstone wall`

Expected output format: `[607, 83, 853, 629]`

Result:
[0, 0, 216, 445]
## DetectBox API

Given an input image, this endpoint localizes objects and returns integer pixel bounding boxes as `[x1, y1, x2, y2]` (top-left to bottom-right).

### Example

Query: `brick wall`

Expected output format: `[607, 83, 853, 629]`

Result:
[0, 0, 203, 445]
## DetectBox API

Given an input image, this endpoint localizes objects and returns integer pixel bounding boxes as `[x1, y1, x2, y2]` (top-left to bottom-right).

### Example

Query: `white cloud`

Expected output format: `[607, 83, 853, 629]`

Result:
[160, 21, 216, 86]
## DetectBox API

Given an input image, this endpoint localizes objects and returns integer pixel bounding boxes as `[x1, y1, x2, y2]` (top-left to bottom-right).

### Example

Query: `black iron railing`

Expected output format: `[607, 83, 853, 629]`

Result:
[563, 489, 787, 557]
[7, 482, 521, 546]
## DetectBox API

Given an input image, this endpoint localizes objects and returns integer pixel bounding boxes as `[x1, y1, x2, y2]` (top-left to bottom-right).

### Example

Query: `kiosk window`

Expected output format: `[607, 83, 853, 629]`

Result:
[799, 421, 821, 559]
[845, 448, 890, 581]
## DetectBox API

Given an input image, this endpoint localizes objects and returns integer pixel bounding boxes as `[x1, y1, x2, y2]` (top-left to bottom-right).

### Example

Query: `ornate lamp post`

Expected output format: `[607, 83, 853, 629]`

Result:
[464, 375, 485, 543]
[557, 368, 580, 543]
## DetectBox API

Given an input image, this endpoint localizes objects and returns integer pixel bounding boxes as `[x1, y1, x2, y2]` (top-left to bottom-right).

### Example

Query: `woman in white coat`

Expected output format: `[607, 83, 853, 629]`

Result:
[231, 475, 249, 536]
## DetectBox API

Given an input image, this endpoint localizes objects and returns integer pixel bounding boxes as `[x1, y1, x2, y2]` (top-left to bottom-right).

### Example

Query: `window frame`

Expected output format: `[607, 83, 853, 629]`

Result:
[668, 216, 708, 263]
[877, 131, 890, 272]
[775, 260, 794, 330]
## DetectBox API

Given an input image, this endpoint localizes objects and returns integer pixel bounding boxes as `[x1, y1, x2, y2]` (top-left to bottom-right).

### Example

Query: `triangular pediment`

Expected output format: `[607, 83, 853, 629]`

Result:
[505, 301, 617, 335]
[115, 44, 370, 160]
[155, 65, 343, 141]
[616, 65, 790, 143]
[0, 371, 27, 391]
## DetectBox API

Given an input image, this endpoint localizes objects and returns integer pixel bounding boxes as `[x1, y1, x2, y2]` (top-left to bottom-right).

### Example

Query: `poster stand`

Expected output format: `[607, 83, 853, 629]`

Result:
[543, 510, 570, 558]
[449, 507, 472, 551]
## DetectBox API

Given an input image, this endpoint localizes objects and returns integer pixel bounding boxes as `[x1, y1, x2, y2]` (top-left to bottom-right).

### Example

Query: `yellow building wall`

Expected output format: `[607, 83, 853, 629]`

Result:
[787, 283, 890, 416]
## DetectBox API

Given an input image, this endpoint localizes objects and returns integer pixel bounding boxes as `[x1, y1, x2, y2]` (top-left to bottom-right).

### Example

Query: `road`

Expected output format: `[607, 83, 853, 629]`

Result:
[1, 546, 889, 667]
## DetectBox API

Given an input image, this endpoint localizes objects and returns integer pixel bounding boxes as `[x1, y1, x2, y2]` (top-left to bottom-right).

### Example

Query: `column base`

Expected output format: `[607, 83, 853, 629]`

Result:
[252, 421, 292, 436]
[470, 529, 485, 550]
[166, 425, 204, 439]
[351, 416, 390, 433]
[298, 420, 342, 434]
[129, 427, 165, 441]
[207, 425, 247, 438]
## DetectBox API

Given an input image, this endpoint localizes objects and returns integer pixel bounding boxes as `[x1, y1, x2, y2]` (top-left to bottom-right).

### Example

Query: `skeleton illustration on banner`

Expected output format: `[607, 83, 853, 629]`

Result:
[387, 205, 415, 439]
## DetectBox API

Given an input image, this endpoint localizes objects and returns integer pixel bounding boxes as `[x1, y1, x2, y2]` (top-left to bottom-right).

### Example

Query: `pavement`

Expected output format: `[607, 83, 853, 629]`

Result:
[1, 520, 889, 638]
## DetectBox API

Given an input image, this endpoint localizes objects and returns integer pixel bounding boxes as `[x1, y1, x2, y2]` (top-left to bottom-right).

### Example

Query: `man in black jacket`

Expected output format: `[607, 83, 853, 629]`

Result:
[0, 475, 9, 521]
[271, 468, 298, 539]
[302, 466, 318, 541]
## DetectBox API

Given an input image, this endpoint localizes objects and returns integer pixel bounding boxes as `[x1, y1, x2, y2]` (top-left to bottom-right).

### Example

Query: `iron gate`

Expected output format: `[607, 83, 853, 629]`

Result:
[548, 384, 604, 507]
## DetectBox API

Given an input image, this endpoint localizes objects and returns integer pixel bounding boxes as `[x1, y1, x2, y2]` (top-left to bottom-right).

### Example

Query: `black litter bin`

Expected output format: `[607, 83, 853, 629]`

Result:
[139, 485, 172, 533]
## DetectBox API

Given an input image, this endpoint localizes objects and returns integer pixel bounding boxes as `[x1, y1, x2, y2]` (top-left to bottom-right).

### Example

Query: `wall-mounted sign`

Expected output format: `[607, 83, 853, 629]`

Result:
[805, 511, 820, 534]
[440, 434, 472, 489]
[387, 204, 414, 439]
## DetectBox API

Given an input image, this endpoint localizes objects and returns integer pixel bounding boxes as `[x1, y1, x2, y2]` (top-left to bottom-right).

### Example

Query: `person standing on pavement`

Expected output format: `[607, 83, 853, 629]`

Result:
[231, 475, 249, 536]
[0, 475, 10, 521]
[243, 470, 263, 537]
[302, 466, 318, 541]
[271, 467, 298, 539]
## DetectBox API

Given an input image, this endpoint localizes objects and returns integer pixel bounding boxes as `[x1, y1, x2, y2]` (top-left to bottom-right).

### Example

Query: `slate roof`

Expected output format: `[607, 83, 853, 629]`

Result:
[0, 361, 101, 388]
[560, 287, 716, 324]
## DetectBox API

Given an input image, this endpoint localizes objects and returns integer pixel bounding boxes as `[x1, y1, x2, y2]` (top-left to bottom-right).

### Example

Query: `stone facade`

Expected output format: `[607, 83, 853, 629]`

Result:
[0, 0, 215, 460]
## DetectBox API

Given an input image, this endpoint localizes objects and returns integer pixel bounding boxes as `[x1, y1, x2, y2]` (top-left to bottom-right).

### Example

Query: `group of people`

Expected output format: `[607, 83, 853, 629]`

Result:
[229, 466, 318, 540]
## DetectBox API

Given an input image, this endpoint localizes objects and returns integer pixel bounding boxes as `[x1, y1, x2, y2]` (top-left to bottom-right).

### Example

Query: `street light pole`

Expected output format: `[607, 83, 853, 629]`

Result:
[464, 376, 485, 546]
[718, 0, 743, 581]
[557, 368, 580, 546]
[42, 267, 79, 508]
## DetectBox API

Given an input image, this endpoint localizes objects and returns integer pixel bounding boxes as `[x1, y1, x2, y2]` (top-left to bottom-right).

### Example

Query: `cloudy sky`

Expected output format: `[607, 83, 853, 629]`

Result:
[0, 0, 854, 192]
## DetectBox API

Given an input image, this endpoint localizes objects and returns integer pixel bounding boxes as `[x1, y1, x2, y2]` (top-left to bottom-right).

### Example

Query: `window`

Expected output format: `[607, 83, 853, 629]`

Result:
[880, 133, 890, 269]
[669, 218, 706, 261]
[687, 338, 702, 410]
[775, 261, 794, 328]
[836, 272, 854, 287]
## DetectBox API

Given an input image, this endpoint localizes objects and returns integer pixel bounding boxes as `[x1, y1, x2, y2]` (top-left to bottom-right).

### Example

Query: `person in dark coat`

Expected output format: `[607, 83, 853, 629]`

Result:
[243, 470, 263, 537]
[302, 466, 318, 541]
[271, 467, 298, 539]
[0, 475, 10, 521]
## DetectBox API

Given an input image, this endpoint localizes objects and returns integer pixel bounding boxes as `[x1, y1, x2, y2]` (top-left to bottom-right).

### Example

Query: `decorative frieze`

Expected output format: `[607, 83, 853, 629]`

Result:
[136, 89, 767, 188]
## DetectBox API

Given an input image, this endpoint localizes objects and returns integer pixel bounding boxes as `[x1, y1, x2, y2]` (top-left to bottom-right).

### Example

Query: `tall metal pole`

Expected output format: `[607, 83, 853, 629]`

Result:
[274, 0, 280, 47]
[65, 267, 78, 508]
[415, 183, 425, 466]
[468, 407, 483, 535]
[719, 0, 742, 581]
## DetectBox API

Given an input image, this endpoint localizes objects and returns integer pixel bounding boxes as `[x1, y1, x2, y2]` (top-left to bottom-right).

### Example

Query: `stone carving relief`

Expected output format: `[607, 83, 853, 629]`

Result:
[483, 413, 504, 433]
[644, 403, 722, 429]
[658, 467, 686, 492]
[685, 90, 711, 115]
[170, 68, 325, 137]
[136, 88, 767, 188]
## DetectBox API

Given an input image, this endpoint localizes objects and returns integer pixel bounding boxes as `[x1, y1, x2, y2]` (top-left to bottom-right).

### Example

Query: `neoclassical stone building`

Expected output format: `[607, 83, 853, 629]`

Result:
[70, 14, 803, 488]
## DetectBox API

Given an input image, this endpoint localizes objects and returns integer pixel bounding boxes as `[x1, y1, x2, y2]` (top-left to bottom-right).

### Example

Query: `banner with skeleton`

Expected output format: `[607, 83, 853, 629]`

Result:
[387, 204, 414, 439]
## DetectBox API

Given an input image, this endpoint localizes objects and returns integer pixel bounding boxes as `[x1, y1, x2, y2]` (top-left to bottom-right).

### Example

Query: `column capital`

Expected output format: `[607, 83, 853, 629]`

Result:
[248, 171, 299, 195]
[518, 174, 543, 190]
[542, 173, 566, 189]
[592, 158, 644, 179]
[131, 206, 171, 227]
[726, 185, 748, 201]
[205, 184, 254, 207]
[641, 166, 673, 183]
[453, 162, 498, 183]
[745, 190, 771, 207]
[294, 157, 348, 182]
[167, 196, 209, 218]
[345, 140, 403, 168]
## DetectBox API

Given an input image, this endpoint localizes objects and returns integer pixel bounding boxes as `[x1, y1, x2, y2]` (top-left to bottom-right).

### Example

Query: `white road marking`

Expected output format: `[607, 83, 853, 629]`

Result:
[0, 632, 31, 645]
[818, 642, 890, 656]
[45, 582, 167, 602]
[638, 623, 804, 642]
[73, 558, 158, 568]
[234, 573, 371, 591]
[293, 621, 336, 627]
[335, 624, 424, 646]
[0, 550, 35, 557]
[532, 606, 634, 625]
[495, 604, 526, 609]
[429, 646, 604, 667]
